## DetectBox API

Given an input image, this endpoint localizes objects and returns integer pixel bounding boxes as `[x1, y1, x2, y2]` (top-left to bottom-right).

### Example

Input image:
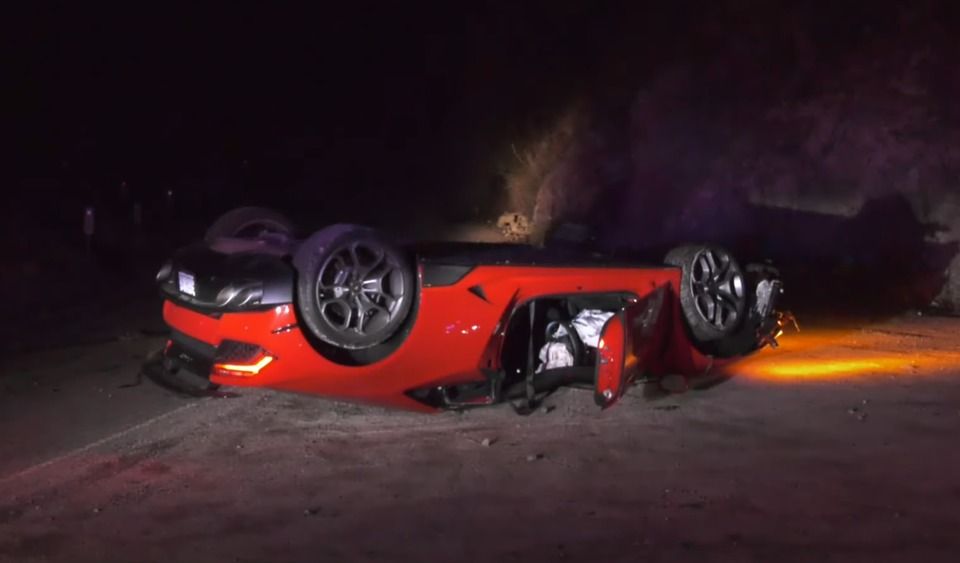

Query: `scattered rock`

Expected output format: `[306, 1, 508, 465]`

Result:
[526, 453, 544, 462]
[303, 507, 320, 516]
[540, 405, 555, 415]
[480, 438, 492, 447]
[92, 507, 102, 514]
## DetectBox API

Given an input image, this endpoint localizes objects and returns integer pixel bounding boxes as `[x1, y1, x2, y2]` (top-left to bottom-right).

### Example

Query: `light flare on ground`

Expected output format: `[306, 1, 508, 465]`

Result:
[729, 326, 960, 382]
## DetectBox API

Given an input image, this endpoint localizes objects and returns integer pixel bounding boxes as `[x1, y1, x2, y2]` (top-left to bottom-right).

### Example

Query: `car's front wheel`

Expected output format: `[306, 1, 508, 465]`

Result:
[293, 225, 415, 350]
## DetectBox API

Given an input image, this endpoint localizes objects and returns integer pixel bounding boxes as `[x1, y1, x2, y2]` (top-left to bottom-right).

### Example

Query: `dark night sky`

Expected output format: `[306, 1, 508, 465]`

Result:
[12, 3, 624, 202]
[10, 1, 957, 229]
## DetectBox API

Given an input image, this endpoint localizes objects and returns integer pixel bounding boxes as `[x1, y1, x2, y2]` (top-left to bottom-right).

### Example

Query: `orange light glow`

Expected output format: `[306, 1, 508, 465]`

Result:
[752, 358, 908, 379]
[213, 355, 274, 377]
[730, 325, 960, 382]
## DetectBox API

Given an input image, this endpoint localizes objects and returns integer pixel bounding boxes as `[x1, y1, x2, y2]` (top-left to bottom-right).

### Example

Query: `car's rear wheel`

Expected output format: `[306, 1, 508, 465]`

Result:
[294, 225, 415, 350]
[204, 206, 296, 243]
[665, 245, 747, 343]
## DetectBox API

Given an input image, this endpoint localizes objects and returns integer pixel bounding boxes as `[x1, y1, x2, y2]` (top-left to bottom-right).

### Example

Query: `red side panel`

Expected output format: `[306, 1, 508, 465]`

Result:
[163, 300, 222, 346]
[161, 264, 734, 410]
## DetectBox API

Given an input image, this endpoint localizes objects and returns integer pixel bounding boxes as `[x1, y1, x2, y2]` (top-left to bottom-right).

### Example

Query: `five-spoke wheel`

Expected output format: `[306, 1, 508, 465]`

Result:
[294, 225, 414, 350]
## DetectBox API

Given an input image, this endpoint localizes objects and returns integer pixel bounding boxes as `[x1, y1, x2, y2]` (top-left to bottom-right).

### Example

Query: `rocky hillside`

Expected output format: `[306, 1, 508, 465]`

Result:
[498, 2, 960, 311]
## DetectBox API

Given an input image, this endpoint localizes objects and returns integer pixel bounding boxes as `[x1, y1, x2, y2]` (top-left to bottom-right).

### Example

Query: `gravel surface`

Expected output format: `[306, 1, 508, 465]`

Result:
[1, 314, 960, 562]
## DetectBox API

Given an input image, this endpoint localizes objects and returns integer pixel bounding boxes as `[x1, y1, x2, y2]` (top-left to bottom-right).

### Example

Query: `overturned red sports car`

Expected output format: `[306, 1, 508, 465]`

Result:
[149, 207, 787, 412]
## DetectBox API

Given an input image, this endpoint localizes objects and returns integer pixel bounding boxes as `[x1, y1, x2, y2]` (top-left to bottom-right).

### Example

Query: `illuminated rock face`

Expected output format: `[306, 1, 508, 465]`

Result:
[504, 7, 960, 311]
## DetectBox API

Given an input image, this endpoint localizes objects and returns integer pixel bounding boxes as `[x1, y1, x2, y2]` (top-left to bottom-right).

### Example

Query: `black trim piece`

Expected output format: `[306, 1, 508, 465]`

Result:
[159, 241, 296, 313]
[468, 284, 489, 303]
[142, 350, 219, 397]
[160, 287, 274, 315]
[163, 330, 216, 381]
[421, 263, 474, 287]
[169, 328, 217, 363]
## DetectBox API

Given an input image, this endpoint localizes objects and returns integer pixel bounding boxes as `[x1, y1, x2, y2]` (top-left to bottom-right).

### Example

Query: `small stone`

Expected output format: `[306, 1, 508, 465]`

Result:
[847, 407, 859, 415]
[480, 438, 492, 447]
[235, 444, 244, 450]
[526, 453, 544, 462]
[92, 507, 102, 514]
[303, 507, 320, 516]
[861, 399, 869, 405]
[540, 405, 555, 415]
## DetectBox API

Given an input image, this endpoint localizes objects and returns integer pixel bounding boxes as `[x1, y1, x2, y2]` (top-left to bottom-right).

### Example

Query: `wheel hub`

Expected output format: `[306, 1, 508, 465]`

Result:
[690, 248, 746, 331]
[315, 241, 406, 338]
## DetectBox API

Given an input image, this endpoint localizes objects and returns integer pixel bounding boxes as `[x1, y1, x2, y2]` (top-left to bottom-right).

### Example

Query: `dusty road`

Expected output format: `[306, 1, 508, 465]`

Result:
[1, 314, 959, 562]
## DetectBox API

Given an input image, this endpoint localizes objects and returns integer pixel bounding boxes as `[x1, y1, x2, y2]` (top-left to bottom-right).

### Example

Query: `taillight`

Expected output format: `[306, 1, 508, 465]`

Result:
[212, 340, 275, 377]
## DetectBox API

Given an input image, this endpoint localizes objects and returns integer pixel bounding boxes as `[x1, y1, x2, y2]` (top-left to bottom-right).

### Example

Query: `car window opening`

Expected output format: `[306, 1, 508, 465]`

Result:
[500, 293, 631, 396]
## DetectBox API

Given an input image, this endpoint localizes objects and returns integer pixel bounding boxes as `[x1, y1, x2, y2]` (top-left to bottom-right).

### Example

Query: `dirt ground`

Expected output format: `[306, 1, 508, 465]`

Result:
[1, 313, 960, 563]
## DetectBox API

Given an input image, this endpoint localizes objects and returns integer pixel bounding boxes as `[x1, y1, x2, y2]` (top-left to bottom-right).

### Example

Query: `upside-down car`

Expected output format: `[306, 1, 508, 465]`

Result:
[149, 207, 787, 412]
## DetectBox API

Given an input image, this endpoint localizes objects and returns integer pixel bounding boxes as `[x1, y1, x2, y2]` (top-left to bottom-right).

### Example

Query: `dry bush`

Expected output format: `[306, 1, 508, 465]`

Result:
[497, 107, 585, 243]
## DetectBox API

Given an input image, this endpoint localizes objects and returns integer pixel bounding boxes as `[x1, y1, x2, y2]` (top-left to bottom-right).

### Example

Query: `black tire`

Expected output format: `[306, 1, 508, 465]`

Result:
[665, 245, 747, 343]
[293, 225, 415, 350]
[204, 207, 295, 244]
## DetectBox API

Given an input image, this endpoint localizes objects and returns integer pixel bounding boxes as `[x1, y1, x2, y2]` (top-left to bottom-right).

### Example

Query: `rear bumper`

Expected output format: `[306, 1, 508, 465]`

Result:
[161, 300, 298, 385]
[158, 298, 442, 412]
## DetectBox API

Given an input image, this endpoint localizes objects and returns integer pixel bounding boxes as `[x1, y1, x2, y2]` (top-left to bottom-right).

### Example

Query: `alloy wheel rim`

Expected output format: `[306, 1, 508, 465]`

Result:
[690, 248, 745, 330]
[314, 241, 405, 338]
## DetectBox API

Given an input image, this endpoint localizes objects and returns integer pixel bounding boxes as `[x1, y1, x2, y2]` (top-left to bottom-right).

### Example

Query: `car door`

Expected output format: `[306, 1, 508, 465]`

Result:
[594, 286, 670, 409]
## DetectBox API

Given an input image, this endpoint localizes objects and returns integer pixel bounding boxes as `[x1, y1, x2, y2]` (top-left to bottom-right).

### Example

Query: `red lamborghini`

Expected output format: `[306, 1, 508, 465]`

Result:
[150, 207, 786, 412]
